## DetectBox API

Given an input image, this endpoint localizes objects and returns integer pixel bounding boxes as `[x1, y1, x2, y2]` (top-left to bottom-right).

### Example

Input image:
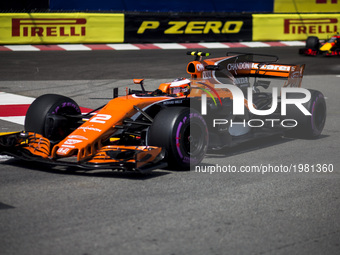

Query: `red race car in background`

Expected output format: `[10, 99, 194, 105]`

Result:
[299, 33, 340, 56]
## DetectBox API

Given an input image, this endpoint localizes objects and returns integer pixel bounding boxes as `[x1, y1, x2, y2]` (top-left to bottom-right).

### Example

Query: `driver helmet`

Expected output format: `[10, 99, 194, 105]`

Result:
[169, 78, 191, 95]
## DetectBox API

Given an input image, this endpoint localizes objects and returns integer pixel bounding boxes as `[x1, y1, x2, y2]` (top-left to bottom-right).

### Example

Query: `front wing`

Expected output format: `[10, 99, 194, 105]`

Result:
[0, 132, 167, 173]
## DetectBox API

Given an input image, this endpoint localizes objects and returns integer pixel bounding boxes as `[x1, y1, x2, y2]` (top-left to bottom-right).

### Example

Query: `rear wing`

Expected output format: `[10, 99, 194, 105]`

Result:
[250, 62, 305, 87]
[186, 51, 305, 87]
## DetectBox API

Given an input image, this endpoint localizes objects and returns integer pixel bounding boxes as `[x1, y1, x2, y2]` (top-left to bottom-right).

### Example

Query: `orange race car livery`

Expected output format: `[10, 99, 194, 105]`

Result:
[0, 52, 326, 172]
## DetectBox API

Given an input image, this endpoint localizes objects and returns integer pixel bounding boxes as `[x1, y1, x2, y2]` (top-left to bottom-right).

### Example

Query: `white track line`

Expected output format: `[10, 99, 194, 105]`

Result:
[0, 92, 35, 105]
[198, 42, 230, 48]
[153, 43, 187, 49]
[57, 44, 92, 51]
[4, 45, 40, 51]
[107, 44, 140, 50]
[281, 41, 305, 46]
[240, 42, 271, 47]
[0, 116, 25, 125]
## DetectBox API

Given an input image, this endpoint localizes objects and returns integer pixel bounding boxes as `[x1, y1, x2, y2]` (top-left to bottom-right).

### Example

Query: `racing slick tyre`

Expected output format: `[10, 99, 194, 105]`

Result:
[147, 107, 208, 170]
[285, 89, 326, 138]
[24, 94, 81, 141]
[306, 36, 319, 50]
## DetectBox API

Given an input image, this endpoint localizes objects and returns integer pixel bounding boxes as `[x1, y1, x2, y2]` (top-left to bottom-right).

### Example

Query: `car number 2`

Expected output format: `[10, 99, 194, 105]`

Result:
[89, 114, 112, 124]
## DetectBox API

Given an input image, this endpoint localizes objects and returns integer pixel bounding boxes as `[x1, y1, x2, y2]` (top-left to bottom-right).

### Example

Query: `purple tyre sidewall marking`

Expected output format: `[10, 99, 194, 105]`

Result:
[176, 121, 184, 159]
[311, 94, 324, 135]
[175, 112, 207, 165]
[51, 101, 81, 115]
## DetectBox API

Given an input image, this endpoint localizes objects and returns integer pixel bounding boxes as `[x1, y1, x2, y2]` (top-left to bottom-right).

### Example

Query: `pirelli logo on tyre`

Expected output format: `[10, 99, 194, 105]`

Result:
[253, 14, 340, 41]
[125, 13, 252, 43]
[0, 13, 124, 44]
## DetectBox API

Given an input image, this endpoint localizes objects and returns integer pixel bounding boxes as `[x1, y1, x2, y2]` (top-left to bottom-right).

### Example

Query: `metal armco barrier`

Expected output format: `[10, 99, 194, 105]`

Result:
[0, 12, 339, 44]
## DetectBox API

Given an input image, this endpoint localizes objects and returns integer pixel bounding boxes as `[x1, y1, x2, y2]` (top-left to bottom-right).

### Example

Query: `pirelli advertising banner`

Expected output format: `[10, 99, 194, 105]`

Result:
[125, 13, 252, 43]
[0, 13, 124, 44]
[253, 14, 340, 41]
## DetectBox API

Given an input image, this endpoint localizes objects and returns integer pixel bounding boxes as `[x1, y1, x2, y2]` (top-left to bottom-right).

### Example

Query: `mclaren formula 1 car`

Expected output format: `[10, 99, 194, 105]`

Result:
[0, 52, 326, 172]
[299, 34, 340, 56]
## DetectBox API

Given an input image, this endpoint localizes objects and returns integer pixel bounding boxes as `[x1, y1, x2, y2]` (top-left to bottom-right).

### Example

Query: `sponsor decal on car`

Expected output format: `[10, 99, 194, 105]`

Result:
[68, 135, 88, 140]
[64, 139, 83, 145]
[251, 63, 291, 71]
[227, 62, 252, 75]
[78, 126, 102, 133]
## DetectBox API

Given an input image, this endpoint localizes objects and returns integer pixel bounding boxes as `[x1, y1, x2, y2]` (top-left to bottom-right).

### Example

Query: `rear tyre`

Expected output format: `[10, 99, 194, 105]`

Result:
[285, 89, 326, 138]
[25, 94, 81, 141]
[147, 107, 208, 170]
[306, 36, 319, 50]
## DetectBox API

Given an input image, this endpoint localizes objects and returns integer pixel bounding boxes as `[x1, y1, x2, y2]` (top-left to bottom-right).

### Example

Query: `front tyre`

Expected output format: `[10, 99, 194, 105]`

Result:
[147, 107, 208, 170]
[306, 36, 319, 50]
[25, 94, 81, 141]
[285, 89, 326, 138]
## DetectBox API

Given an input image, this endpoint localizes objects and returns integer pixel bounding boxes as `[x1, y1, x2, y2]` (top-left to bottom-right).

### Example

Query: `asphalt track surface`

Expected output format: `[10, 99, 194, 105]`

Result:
[0, 47, 340, 255]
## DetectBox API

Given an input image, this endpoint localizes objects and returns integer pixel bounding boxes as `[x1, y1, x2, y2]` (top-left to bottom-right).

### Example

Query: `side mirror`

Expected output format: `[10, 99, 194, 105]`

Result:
[133, 79, 145, 93]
